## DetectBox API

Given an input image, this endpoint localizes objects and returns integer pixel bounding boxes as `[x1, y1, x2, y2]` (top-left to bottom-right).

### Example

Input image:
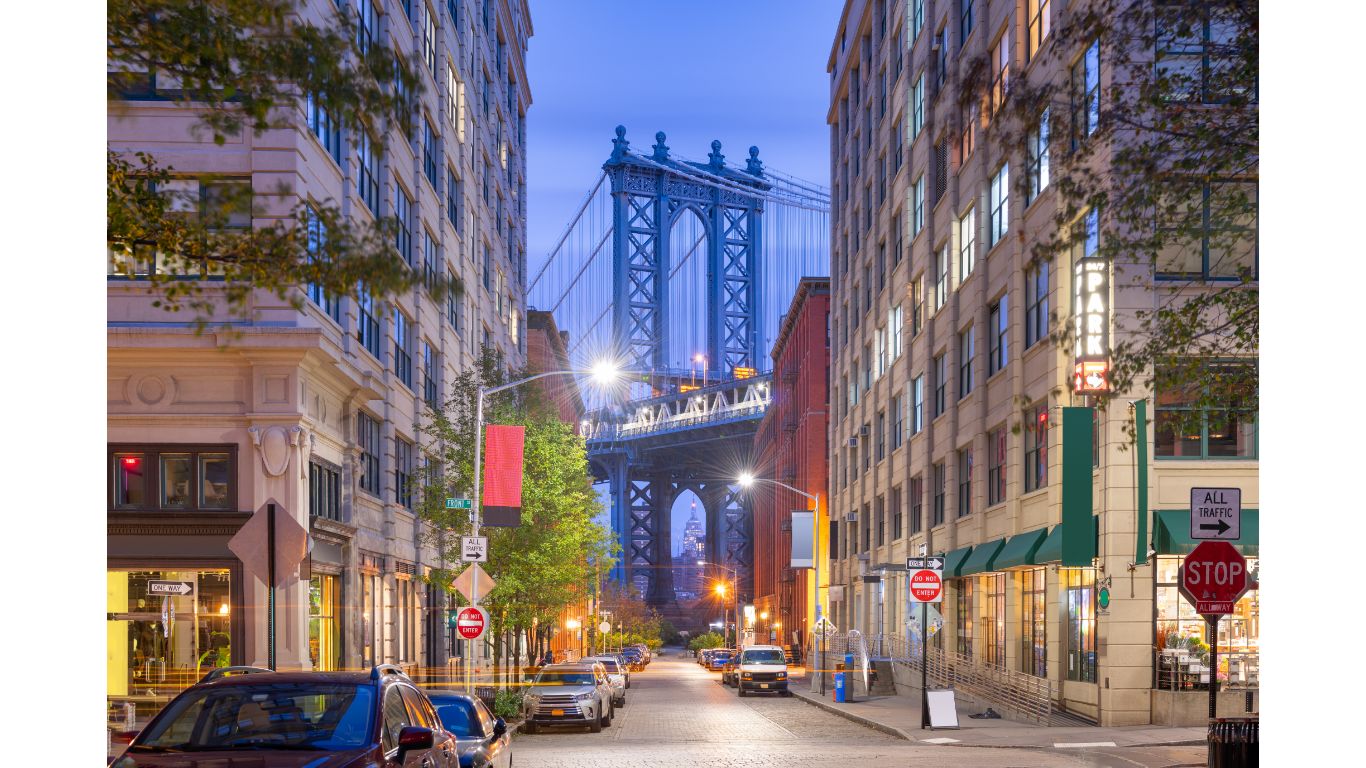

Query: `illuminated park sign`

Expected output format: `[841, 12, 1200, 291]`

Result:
[1072, 257, 1110, 394]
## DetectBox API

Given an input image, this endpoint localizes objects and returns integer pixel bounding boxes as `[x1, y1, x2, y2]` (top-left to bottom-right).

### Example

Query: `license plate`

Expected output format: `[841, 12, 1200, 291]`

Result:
[761, 683, 769, 689]
[551, 709, 564, 716]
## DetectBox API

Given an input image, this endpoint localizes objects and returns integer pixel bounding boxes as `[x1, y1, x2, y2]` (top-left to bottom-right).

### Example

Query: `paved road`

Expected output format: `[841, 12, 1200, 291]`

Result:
[512, 652, 1204, 768]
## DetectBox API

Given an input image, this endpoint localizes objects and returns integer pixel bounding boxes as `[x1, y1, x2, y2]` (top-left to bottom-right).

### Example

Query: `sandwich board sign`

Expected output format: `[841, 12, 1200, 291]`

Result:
[926, 688, 960, 729]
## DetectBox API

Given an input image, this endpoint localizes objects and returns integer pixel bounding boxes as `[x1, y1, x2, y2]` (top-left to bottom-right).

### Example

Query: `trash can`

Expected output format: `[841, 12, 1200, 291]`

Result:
[1208, 717, 1258, 768]
[833, 668, 846, 702]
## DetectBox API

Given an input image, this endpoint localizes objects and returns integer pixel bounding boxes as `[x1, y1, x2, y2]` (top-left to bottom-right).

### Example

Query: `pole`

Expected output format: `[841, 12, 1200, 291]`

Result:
[267, 502, 277, 670]
[467, 386, 485, 693]
[1208, 617, 1218, 719]
[920, 601, 929, 728]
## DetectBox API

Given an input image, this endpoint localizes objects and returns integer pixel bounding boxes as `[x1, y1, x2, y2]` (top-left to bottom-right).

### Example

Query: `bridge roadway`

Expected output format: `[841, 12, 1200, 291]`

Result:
[513, 652, 1201, 768]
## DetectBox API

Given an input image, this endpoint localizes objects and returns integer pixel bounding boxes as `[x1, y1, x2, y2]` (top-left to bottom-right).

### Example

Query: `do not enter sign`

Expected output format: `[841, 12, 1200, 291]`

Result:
[908, 569, 943, 603]
[455, 606, 488, 640]
[1179, 541, 1254, 618]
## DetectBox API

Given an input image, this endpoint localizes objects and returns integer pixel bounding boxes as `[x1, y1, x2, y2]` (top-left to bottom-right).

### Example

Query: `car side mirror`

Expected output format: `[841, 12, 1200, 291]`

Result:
[492, 717, 507, 737]
[396, 726, 433, 762]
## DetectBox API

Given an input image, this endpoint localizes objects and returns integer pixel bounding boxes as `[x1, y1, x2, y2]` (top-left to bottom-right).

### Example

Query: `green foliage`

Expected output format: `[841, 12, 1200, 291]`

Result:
[688, 632, 725, 652]
[492, 689, 523, 720]
[107, 0, 442, 322]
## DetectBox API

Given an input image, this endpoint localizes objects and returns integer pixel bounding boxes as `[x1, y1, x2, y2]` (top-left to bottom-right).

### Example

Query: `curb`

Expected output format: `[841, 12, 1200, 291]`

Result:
[788, 687, 915, 741]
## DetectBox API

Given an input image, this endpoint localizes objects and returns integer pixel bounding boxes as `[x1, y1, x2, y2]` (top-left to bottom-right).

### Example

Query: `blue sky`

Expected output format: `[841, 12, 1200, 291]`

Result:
[526, 0, 841, 549]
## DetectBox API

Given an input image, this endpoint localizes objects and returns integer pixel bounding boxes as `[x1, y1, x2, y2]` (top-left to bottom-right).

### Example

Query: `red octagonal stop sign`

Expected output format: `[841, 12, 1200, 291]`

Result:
[1179, 541, 1253, 618]
[455, 606, 488, 640]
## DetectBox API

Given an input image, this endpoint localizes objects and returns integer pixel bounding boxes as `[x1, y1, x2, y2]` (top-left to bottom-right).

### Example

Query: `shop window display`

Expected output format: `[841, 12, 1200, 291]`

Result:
[1062, 567, 1097, 682]
[1156, 555, 1259, 688]
[1019, 568, 1047, 677]
[309, 574, 341, 671]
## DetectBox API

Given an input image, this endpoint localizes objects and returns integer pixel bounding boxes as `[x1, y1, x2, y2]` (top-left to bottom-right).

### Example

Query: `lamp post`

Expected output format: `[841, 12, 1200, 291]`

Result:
[737, 472, 824, 693]
[463, 362, 619, 690]
[699, 560, 738, 647]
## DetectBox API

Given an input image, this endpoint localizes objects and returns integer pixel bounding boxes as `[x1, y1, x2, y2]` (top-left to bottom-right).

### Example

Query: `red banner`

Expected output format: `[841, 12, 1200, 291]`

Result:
[482, 425, 525, 527]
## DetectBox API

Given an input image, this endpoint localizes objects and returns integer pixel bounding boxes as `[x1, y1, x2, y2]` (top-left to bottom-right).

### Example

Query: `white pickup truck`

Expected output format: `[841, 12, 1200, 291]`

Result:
[731, 644, 790, 697]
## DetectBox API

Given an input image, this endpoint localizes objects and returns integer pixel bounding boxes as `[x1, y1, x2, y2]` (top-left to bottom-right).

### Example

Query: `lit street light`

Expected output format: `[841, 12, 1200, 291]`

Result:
[700, 559, 739, 648]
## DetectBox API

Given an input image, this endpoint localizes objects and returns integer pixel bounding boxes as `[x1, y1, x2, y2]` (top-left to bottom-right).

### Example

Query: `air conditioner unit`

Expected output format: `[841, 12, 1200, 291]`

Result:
[859, 425, 870, 436]
[847, 437, 859, 448]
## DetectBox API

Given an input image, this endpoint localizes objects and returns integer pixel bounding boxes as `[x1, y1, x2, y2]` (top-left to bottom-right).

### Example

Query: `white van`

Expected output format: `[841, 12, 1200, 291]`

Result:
[732, 644, 790, 697]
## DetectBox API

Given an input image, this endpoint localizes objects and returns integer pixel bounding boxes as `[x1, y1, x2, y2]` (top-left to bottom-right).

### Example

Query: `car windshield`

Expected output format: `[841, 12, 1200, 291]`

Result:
[712, 653, 731, 661]
[741, 649, 786, 664]
[430, 699, 480, 739]
[592, 659, 621, 672]
[133, 682, 374, 752]
[534, 671, 596, 685]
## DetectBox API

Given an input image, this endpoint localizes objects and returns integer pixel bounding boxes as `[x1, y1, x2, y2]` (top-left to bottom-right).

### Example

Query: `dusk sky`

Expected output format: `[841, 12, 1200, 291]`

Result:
[525, 0, 840, 548]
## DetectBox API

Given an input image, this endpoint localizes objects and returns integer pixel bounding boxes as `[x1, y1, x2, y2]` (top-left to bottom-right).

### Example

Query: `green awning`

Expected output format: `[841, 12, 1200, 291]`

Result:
[1154, 509, 1258, 556]
[939, 545, 974, 578]
[959, 538, 1006, 577]
[993, 529, 1049, 570]
[1036, 515, 1099, 564]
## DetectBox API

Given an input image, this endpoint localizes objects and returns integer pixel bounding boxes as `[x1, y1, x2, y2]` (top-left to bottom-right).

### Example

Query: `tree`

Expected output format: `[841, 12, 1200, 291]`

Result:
[416, 349, 617, 673]
[107, 0, 452, 321]
[956, 0, 1257, 432]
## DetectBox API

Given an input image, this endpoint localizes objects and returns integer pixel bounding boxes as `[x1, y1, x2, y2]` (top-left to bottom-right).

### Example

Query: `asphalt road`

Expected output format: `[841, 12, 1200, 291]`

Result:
[511, 651, 1205, 768]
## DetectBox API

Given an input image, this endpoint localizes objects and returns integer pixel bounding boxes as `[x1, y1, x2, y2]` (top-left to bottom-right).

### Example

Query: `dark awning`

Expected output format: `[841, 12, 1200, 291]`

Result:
[959, 538, 1006, 577]
[938, 545, 974, 578]
[1154, 509, 1259, 556]
[1036, 515, 1099, 564]
[992, 528, 1050, 570]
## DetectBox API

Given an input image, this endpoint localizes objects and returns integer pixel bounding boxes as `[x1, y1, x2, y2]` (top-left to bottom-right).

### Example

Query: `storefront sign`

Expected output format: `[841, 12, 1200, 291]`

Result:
[1191, 487, 1241, 540]
[148, 580, 194, 596]
[1072, 257, 1110, 394]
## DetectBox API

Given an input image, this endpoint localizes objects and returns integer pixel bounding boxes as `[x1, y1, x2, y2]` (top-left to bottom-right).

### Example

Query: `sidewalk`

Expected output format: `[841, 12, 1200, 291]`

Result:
[786, 670, 1205, 749]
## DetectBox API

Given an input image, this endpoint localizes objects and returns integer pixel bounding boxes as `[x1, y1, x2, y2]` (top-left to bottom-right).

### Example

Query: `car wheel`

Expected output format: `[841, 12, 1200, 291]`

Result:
[590, 716, 602, 733]
[737, 687, 746, 697]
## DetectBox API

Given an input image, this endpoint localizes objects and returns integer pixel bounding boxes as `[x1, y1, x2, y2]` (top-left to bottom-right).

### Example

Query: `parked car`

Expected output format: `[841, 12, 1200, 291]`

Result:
[521, 663, 615, 734]
[720, 655, 740, 686]
[631, 644, 652, 665]
[621, 646, 644, 670]
[112, 664, 460, 767]
[706, 649, 733, 672]
[584, 655, 628, 707]
[423, 690, 512, 768]
[734, 645, 790, 697]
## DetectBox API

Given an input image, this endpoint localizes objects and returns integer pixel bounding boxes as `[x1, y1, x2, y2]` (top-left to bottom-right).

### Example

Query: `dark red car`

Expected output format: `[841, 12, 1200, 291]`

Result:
[110, 665, 460, 767]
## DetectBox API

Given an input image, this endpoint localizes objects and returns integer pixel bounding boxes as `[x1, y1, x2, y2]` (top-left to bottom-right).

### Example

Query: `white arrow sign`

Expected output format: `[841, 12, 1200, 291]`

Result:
[461, 536, 489, 562]
[148, 581, 194, 596]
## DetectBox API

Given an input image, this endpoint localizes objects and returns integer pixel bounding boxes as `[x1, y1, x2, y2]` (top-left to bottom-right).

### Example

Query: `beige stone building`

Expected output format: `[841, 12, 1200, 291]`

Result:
[824, 0, 1257, 726]
[107, 0, 532, 719]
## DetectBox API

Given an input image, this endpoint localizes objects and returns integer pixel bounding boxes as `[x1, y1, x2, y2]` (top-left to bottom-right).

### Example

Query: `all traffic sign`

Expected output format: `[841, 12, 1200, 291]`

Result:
[1179, 541, 1253, 618]
[454, 606, 488, 640]
[461, 536, 488, 562]
[908, 568, 943, 603]
[1190, 487, 1241, 540]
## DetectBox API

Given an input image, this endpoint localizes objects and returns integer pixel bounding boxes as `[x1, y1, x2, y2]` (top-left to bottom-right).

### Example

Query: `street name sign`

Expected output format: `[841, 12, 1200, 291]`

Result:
[1179, 541, 1253, 618]
[460, 536, 489, 562]
[445, 498, 473, 510]
[1191, 487, 1241, 540]
[454, 606, 488, 640]
[148, 581, 193, 596]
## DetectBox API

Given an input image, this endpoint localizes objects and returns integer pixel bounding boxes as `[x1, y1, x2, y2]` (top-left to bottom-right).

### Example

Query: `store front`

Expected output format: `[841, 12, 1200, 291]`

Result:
[106, 566, 241, 723]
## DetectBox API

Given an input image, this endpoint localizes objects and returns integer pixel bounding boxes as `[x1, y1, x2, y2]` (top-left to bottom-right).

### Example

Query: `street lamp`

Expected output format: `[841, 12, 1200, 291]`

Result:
[463, 362, 620, 688]
[736, 472, 824, 692]
[700, 560, 739, 648]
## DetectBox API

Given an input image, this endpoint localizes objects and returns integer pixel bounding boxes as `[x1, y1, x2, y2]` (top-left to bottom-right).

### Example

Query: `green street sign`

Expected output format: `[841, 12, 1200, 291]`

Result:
[445, 498, 472, 510]
[447, 609, 460, 628]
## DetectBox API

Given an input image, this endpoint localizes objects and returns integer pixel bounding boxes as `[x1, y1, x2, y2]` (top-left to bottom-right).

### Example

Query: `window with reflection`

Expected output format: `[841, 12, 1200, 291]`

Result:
[110, 446, 235, 512]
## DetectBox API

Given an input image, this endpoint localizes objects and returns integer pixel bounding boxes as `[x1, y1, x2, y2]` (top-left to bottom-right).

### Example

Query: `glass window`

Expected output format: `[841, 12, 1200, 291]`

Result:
[988, 427, 1006, 506]
[891, 393, 904, 450]
[309, 574, 341, 671]
[309, 460, 341, 521]
[395, 184, 413, 263]
[912, 175, 925, 234]
[1156, 3, 1249, 104]
[423, 342, 439, 409]
[989, 296, 1008, 375]
[358, 413, 381, 496]
[933, 353, 946, 417]
[911, 277, 923, 336]
[305, 93, 343, 164]
[1025, 262, 1049, 348]
[394, 309, 413, 389]
[356, 131, 379, 213]
[1020, 568, 1047, 677]
[1156, 182, 1257, 281]
[1154, 363, 1258, 459]
[358, 290, 381, 359]
[982, 573, 1005, 668]
[911, 375, 924, 434]
[395, 437, 414, 509]
[911, 73, 925, 140]
[113, 454, 146, 508]
[447, 170, 462, 231]
[891, 486, 903, 539]
[160, 454, 191, 508]
[1063, 567, 1097, 682]
[199, 454, 230, 508]
[989, 164, 1009, 247]
[1024, 403, 1048, 492]
[932, 462, 946, 526]
[934, 243, 950, 310]
[956, 578, 974, 658]
[1026, 109, 1050, 206]
[304, 206, 340, 323]
[958, 325, 974, 399]
[909, 476, 923, 534]
[1071, 41, 1101, 149]
[381, 687, 414, 753]
[423, 119, 439, 188]
[959, 206, 976, 281]
[1156, 555, 1259, 688]
[875, 496, 885, 546]
[911, 0, 924, 40]
[1027, 0, 1051, 62]
[960, 0, 974, 42]
[990, 32, 1008, 115]
[956, 448, 973, 517]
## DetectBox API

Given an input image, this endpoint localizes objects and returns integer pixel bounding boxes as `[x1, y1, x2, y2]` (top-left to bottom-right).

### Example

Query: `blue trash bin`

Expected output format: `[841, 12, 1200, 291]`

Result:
[834, 671, 846, 702]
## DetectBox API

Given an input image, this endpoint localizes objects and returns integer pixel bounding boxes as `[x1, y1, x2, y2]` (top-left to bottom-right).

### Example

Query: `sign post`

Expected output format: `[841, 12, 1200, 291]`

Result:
[1179, 540, 1254, 720]
[907, 553, 944, 729]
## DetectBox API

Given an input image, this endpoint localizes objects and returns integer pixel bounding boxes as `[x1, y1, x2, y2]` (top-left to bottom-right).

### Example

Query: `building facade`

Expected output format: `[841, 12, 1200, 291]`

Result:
[107, 0, 533, 718]
[751, 278, 831, 653]
[825, 0, 1257, 726]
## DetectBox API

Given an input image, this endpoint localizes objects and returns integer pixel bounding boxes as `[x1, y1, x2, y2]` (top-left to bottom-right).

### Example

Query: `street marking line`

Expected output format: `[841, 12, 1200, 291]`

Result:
[1054, 741, 1118, 748]
[919, 737, 959, 744]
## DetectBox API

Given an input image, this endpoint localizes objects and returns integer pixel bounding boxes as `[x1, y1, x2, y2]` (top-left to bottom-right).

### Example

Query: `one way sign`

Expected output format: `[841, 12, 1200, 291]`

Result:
[906, 556, 944, 570]
[1191, 487, 1241, 541]
[148, 581, 194, 596]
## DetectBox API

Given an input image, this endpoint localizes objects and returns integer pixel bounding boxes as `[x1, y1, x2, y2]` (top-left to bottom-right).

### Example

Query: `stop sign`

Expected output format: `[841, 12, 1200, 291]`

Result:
[908, 569, 943, 603]
[1179, 541, 1252, 618]
[455, 606, 488, 640]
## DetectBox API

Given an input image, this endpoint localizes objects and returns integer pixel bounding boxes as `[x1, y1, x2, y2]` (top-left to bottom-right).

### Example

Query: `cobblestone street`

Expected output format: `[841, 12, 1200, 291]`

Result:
[513, 655, 1203, 768]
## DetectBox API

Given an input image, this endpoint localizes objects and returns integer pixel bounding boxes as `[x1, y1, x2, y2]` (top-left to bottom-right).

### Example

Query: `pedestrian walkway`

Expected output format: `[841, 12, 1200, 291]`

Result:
[786, 670, 1205, 749]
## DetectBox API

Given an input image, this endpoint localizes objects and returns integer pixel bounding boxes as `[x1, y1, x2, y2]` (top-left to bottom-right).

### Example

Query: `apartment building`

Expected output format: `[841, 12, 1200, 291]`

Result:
[107, 0, 532, 716]
[826, 0, 1257, 726]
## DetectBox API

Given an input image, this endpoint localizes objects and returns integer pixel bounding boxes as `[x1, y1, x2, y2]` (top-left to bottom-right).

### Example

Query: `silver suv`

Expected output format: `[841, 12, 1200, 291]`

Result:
[522, 663, 615, 733]
[584, 656, 628, 706]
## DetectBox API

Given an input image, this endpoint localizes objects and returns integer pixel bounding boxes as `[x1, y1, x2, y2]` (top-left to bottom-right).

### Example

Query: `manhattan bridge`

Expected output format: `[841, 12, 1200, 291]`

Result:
[528, 126, 829, 608]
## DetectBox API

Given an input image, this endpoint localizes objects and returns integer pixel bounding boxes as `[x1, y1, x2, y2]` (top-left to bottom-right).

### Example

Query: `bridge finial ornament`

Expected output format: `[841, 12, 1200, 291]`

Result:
[652, 131, 670, 161]
[611, 125, 630, 162]
[708, 139, 725, 169]
[746, 146, 764, 176]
